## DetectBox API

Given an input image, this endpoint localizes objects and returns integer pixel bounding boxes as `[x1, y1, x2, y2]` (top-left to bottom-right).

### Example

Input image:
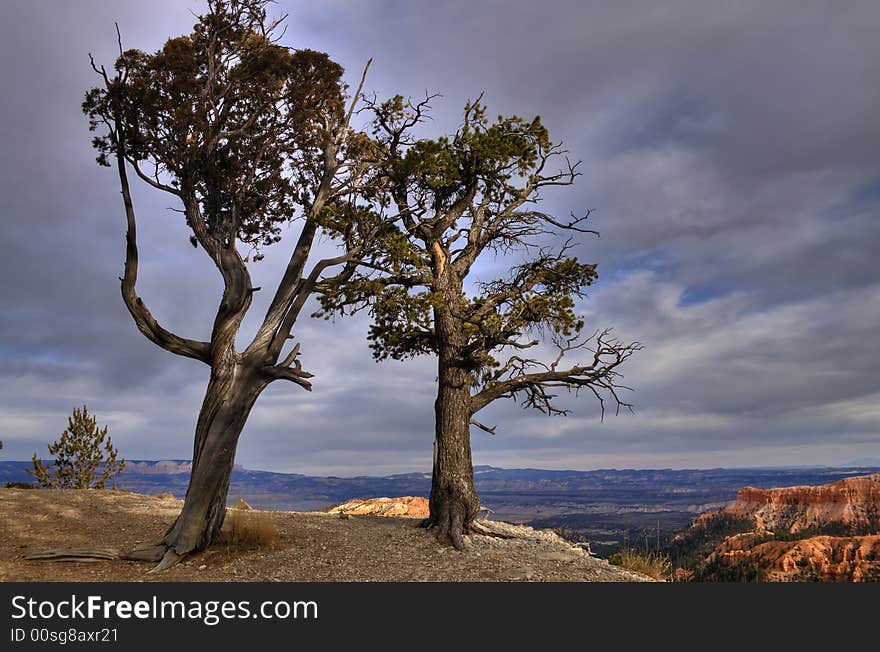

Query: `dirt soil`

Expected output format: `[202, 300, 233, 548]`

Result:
[0, 489, 653, 582]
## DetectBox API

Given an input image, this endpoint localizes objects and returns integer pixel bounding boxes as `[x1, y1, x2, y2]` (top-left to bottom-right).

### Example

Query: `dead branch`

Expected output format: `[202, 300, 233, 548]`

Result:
[471, 330, 643, 419]
[469, 418, 497, 435]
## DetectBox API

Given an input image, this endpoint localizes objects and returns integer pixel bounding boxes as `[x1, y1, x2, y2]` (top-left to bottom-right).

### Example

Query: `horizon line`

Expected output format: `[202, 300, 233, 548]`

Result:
[3, 459, 880, 477]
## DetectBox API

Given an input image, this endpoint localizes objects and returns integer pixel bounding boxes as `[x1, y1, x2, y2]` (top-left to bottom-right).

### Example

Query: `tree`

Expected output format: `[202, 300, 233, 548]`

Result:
[83, 0, 380, 570]
[28, 406, 125, 489]
[318, 96, 641, 549]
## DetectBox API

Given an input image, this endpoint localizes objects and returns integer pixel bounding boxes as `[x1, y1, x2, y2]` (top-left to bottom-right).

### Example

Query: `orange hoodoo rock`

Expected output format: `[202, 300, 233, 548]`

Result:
[724, 473, 880, 533]
[685, 473, 880, 581]
[327, 496, 430, 517]
[709, 534, 880, 582]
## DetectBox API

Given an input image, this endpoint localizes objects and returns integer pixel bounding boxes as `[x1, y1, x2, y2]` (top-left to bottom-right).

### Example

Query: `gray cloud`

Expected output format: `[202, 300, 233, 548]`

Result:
[1, 0, 879, 473]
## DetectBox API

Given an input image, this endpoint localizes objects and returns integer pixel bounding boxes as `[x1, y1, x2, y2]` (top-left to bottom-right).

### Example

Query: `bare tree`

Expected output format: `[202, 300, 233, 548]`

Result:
[83, 0, 379, 570]
[318, 96, 641, 549]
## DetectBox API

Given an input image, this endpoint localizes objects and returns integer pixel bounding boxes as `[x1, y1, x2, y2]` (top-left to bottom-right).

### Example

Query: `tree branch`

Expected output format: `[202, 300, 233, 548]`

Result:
[469, 418, 497, 435]
[343, 58, 372, 131]
[262, 363, 313, 391]
[114, 138, 211, 364]
[130, 159, 181, 196]
[470, 330, 642, 418]
[266, 248, 361, 360]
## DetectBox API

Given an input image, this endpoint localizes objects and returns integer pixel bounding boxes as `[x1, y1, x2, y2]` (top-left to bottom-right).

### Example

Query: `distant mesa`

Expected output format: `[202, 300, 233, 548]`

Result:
[123, 460, 192, 474]
[327, 496, 429, 517]
[122, 460, 245, 475]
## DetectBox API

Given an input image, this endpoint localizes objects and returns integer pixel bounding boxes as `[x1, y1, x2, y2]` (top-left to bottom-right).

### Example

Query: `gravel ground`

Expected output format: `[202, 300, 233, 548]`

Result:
[0, 488, 653, 582]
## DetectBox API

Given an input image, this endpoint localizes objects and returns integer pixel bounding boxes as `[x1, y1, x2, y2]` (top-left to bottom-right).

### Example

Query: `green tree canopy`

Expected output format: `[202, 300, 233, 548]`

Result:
[319, 96, 639, 419]
[316, 95, 640, 547]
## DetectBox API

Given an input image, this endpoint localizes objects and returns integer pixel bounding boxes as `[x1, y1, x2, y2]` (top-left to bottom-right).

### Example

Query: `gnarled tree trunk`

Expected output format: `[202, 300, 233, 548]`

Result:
[94, 8, 371, 573]
[124, 359, 265, 569]
[423, 296, 480, 550]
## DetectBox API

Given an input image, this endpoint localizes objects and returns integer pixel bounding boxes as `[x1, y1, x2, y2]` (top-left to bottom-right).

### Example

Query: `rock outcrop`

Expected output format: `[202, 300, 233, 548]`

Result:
[724, 473, 880, 533]
[707, 533, 880, 582]
[326, 496, 429, 517]
[673, 473, 880, 581]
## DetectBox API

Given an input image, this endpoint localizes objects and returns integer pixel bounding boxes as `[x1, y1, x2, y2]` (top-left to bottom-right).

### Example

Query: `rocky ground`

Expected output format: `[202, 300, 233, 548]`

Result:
[0, 488, 652, 582]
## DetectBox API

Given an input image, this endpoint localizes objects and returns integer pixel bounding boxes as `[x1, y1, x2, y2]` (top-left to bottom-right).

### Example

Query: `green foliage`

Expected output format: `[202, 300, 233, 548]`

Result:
[367, 288, 437, 360]
[766, 522, 869, 540]
[666, 514, 757, 570]
[316, 94, 602, 386]
[694, 556, 768, 582]
[27, 406, 125, 489]
[374, 96, 552, 213]
[82, 0, 353, 253]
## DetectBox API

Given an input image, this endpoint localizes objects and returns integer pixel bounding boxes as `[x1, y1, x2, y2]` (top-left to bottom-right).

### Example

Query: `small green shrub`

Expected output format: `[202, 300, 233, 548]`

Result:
[27, 405, 125, 489]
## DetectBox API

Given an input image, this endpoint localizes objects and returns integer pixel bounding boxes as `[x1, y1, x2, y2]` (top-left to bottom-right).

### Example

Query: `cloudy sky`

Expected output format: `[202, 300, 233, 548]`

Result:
[2, 1, 879, 474]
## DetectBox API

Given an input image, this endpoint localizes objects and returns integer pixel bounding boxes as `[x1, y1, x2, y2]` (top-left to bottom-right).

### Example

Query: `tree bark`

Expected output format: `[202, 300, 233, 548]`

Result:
[424, 293, 480, 550]
[125, 359, 264, 568]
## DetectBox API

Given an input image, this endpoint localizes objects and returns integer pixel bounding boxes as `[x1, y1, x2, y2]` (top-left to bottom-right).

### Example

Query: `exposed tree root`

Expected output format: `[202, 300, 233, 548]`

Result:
[147, 548, 183, 574]
[120, 542, 188, 573]
[467, 521, 515, 539]
[420, 499, 519, 550]
[425, 502, 468, 551]
[419, 511, 519, 550]
[119, 543, 168, 562]
[24, 548, 118, 562]
[24, 541, 189, 574]
[447, 510, 466, 551]
[417, 512, 468, 549]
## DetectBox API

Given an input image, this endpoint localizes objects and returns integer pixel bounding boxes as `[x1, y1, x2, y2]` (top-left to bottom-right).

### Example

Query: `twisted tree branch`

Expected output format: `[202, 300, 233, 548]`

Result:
[470, 330, 642, 419]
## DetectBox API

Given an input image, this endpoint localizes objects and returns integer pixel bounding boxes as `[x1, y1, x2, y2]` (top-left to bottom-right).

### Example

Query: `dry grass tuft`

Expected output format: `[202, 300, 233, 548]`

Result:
[222, 508, 279, 551]
[607, 549, 672, 581]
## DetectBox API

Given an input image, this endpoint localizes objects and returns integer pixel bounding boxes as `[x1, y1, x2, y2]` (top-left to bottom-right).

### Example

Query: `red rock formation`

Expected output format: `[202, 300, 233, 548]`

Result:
[724, 473, 880, 533]
[709, 534, 880, 582]
[682, 474, 880, 581]
[327, 496, 429, 517]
